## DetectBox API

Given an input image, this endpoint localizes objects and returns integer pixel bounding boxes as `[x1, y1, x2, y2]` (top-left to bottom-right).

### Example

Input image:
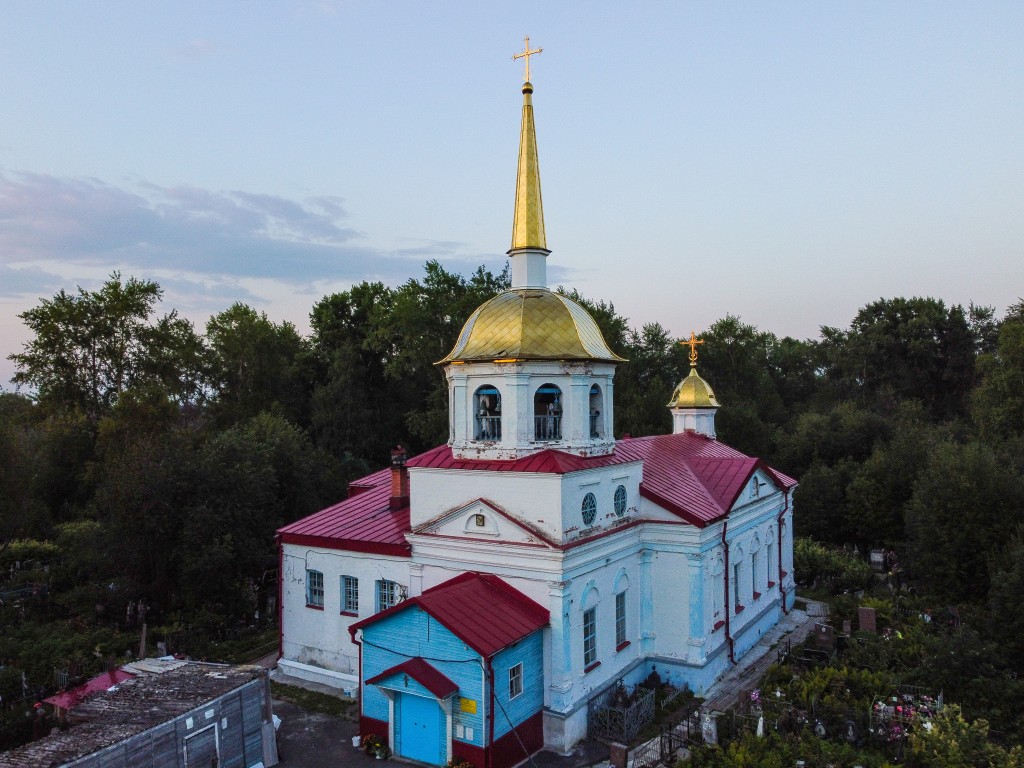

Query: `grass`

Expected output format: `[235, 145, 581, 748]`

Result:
[270, 680, 356, 719]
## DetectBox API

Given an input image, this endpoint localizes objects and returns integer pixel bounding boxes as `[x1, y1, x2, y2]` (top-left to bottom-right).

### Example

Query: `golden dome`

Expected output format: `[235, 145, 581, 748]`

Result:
[439, 288, 626, 364]
[668, 367, 720, 409]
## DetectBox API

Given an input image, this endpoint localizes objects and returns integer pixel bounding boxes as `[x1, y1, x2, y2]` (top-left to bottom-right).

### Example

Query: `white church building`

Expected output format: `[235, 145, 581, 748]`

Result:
[277, 61, 796, 766]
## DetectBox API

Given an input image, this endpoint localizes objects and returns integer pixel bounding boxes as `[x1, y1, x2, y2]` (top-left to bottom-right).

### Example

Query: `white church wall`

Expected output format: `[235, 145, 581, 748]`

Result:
[559, 462, 643, 544]
[650, 549, 692, 656]
[411, 467, 564, 538]
[280, 543, 410, 679]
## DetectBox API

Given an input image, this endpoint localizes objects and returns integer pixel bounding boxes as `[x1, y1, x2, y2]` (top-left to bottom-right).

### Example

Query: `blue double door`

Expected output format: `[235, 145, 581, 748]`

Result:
[398, 692, 443, 765]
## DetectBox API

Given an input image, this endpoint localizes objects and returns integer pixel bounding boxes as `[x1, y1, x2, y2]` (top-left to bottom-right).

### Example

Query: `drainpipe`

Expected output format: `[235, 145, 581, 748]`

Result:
[276, 536, 284, 660]
[777, 491, 790, 614]
[486, 656, 495, 768]
[349, 627, 364, 733]
[721, 521, 736, 664]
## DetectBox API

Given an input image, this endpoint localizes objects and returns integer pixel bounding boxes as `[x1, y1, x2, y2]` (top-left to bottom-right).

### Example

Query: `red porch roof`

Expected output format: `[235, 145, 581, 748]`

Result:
[366, 658, 458, 699]
[351, 572, 549, 658]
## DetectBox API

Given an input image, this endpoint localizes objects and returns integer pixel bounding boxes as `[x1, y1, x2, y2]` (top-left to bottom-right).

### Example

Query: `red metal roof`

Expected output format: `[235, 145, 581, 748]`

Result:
[351, 572, 549, 658]
[282, 432, 799, 547]
[43, 669, 135, 711]
[366, 658, 459, 699]
[277, 467, 411, 555]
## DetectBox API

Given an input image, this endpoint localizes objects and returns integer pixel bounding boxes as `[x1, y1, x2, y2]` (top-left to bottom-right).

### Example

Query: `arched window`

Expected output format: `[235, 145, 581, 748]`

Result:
[766, 527, 775, 584]
[581, 582, 600, 668]
[710, 553, 725, 624]
[613, 570, 630, 648]
[534, 383, 562, 440]
[750, 535, 761, 597]
[732, 545, 744, 607]
[474, 385, 502, 441]
[589, 384, 603, 437]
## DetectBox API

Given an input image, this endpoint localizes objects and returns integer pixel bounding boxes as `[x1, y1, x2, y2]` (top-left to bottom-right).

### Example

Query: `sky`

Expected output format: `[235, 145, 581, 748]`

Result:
[2, 1, 1022, 388]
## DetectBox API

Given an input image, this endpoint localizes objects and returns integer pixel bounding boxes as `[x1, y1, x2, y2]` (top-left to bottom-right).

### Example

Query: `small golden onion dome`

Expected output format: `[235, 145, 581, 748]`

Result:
[668, 367, 720, 409]
[439, 288, 626, 364]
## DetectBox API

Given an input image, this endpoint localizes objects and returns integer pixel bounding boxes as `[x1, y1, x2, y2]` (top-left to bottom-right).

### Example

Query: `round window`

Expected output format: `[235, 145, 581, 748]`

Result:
[614, 485, 627, 516]
[582, 492, 597, 526]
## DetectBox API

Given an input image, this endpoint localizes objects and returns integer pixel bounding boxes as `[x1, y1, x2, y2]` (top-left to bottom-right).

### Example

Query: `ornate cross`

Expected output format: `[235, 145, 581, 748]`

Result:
[512, 36, 542, 82]
[681, 331, 704, 367]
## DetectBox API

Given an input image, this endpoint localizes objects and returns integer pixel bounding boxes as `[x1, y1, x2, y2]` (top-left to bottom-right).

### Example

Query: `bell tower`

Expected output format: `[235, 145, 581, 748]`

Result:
[437, 45, 624, 460]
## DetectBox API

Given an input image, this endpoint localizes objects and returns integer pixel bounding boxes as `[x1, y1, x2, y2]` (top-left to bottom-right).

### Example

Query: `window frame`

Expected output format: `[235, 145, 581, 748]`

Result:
[613, 485, 627, 517]
[306, 569, 324, 609]
[615, 591, 627, 648]
[376, 579, 400, 612]
[582, 492, 597, 526]
[583, 606, 597, 668]
[508, 662, 523, 700]
[341, 575, 359, 615]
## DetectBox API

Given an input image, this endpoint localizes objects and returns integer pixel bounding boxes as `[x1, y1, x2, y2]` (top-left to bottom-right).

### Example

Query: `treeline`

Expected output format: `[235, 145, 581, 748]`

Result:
[1, 264, 1023, 743]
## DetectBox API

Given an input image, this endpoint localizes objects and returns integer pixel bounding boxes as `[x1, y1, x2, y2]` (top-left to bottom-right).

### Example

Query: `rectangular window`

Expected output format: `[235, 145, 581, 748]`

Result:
[733, 562, 742, 605]
[583, 607, 597, 667]
[341, 575, 358, 615]
[615, 592, 627, 647]
[751, 552, 759, 595]
[377, 579, 400, 612]
[306, 570, 324, 608]
[508, 662, 523, 699]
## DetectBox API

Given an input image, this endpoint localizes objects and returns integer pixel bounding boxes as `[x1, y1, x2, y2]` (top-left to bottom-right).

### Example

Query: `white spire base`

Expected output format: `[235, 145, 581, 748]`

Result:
[508, 247, 550, 289]
[671, 407, 718, 439]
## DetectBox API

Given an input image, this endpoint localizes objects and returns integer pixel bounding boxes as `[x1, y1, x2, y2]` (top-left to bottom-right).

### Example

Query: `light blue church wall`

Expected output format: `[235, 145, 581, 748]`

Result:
[361, 605, 545, 749]
[491, 631, 544, 740]
[361, 605, 485, 746]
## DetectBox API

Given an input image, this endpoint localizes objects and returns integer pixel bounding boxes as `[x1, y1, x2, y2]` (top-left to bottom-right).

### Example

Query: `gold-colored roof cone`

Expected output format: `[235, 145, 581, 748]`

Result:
[668, 366, 721, 409]
[438, 288, 626, 364]
[510, 81, 547, 252]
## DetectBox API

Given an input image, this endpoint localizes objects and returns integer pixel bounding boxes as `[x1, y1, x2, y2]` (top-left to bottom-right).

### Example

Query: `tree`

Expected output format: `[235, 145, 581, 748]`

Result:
[846, 408, 943, 549]
[0, 395, 49, 546]
[696, 315, 789, 457]
[908, 705, 1024, 768]
[204, 303, 309, 426]
[820, 297, 977, 421]
[309, 282, 403, 463]
[987, 526, 1024, 663]
[905, 440, 1024, 602]
[609, 322, 685, 438]
[9, 274, 176, 421]
[973, 301, 1024, 440]
[365, 261, 509, 451]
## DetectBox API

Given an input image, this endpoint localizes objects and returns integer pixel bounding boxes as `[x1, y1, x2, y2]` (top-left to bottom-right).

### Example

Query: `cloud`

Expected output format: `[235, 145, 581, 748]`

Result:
[0, 170, 454, 285]
[0, 265, 65, 299]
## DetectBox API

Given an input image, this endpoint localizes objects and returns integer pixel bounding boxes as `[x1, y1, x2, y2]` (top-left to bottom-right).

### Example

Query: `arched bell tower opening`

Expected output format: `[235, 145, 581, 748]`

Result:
[473, 385, 502, 441]
[589, 384, 603, 438]
[533, 383, 562, 441]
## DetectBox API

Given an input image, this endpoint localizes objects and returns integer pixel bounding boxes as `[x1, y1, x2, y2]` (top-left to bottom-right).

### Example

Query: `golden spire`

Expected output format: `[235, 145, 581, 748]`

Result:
[510, 37, 547, 252]
[680, 331, 704, 367]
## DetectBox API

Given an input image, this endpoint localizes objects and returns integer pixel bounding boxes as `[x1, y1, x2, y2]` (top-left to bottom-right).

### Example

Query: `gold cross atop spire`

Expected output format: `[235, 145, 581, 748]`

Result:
[681, 331, 704, 367]
[513, 36, 542, 82]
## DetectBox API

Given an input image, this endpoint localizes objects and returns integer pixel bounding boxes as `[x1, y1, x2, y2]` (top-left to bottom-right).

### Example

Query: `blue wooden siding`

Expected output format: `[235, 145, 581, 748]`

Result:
[490, 632, 544, 740]
[361, 606, 485, 746]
